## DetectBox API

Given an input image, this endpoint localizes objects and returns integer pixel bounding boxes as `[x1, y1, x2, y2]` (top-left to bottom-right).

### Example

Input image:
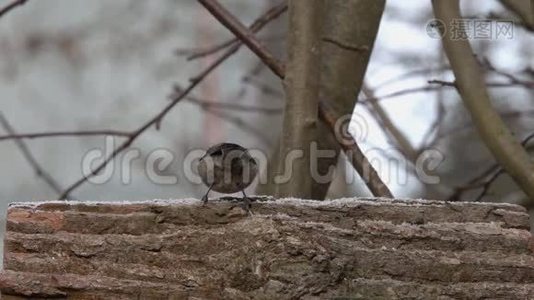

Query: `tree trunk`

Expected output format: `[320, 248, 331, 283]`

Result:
[272, 0, 323, 198]
[258, 0, 386, 199]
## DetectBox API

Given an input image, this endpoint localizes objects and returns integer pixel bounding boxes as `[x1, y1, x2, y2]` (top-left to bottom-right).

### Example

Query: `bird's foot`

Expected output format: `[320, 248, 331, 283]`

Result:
[242, 196, 253, 216]
[201, 195, 209, 206]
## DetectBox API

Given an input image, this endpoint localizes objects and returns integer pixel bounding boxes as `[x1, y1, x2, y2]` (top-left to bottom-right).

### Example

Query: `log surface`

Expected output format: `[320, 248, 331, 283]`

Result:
[0, 198, 533, 299]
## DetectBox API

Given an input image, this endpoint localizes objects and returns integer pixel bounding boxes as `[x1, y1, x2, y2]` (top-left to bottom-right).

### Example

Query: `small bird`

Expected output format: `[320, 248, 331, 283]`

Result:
[197, 143, 258, 212]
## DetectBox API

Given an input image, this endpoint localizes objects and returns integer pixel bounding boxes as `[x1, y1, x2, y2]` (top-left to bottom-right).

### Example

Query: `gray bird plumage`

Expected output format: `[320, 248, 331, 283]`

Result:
[198, 143, 258, 212]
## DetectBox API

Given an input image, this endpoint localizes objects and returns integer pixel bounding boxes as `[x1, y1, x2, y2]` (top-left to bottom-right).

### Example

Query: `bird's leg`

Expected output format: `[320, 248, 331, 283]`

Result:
[241, 190, 252, 215]
[201, 184, 214, 206]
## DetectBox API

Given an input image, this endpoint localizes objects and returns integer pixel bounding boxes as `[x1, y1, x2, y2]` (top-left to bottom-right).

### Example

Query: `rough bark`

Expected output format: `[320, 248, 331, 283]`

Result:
[274, 0, 323, 198]
[319, 0, 385, 117]
[258, 0, 386, 200]
[433, 0, 534, 204]
[312, 0, 386, 199]
[1, 198, 533, 299]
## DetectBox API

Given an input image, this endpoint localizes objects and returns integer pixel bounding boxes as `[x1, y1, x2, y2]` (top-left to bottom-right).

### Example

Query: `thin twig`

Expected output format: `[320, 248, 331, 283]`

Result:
[58, 2, 287, 199]
[242, 75, 284, 98]
[192, 103, 274, 146]
[241, 60, 284, 98]
[170, 86, 275, 145]
[362, 80, 531, 103]
[362, 83, 418, 162]
[427, 79, 456, 87]
[0, 130, 131, 142]
[0, 112, 64, 195]
[472, 169, 505, 202]
[176, 2, 287, 61]
[434, 109, 534, 143]
[184, 94, 282, 114]
[447, 165, 500, 201]
[0, 0, 27, 19]
[198, 0, 393, 198]
[374, 65, 451, 90]
[361, 85, 444, 103]
[429, 79, 534, 89]
[176, 39, 237, 61]
[420, 98, 446, 150]
[177, 33, 286, 61]
[364, 81, 518, 103]
[198, 0, 286, 78]
[482, 57, 534, 87]
[373, 59, 531, 91]
[449, 133, 534, 201]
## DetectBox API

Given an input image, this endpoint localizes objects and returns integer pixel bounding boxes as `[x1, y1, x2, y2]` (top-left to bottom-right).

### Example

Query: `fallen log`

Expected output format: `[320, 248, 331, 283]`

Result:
[1, 198, 533, 299]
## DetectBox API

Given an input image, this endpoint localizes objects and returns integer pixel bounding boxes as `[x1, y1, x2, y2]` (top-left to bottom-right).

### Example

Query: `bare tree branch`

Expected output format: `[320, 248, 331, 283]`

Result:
[197, 0, 393, 198]
[433, 0, 534, 204]
[374, 65, 450, 90]
[176, 2, 288, 61]
[198, 0, 286, 79]
[374, 63, 533, 92]
[170, 86, 275, 145]
[360, 81, 532, 104]
[196, 106, 274, 147]
[433, 109, 534, 144]
[177, 34, 286, 62]
[449, 133, 534, 202]
[0, 130, 131, 142]
[0, 0, 27, 19]
[319, 101, 393, 198]
[241, 66, 532, 111]
[184, 94, 282, 114]
[0, 112, 64, 195]
[362, 83, 418, 161]
[420, 98, 446, 150]
[176, 39, 237, 61]
[242, 75, 284, 98]
[429, 79, 534, 89]
[482, 57, 534, 87]
[57, 2, 287, 199]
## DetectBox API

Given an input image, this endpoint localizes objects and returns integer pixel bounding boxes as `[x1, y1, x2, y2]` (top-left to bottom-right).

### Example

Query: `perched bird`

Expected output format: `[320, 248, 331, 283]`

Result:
[197, 143, 258, 212]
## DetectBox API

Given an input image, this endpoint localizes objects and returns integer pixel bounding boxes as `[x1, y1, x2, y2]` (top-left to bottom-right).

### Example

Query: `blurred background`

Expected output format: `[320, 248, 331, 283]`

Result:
[0, 0, 533, 255]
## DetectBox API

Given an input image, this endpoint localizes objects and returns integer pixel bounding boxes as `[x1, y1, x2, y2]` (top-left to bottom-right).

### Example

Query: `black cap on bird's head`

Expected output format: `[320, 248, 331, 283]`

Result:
[200, 142, 252, 161]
